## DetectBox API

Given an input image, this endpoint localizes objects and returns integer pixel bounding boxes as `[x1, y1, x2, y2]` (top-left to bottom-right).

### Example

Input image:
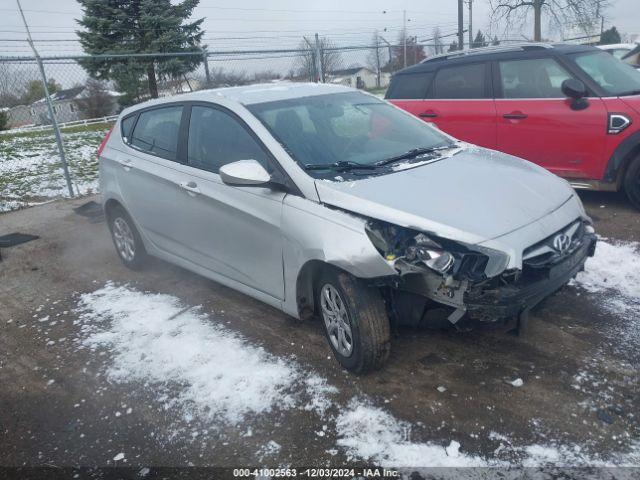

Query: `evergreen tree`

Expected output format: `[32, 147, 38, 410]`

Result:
[77, 0, 204, 101]
[600, 26, 621, 45]
[472, 30, 488, 49]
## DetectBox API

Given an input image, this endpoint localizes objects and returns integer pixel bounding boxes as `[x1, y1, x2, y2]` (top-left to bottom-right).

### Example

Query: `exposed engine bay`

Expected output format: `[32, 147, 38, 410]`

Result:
[364, 219, 597, 329]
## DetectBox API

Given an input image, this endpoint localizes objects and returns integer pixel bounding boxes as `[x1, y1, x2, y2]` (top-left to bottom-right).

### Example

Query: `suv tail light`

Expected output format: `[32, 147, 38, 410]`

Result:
[97, 127, 114, 158]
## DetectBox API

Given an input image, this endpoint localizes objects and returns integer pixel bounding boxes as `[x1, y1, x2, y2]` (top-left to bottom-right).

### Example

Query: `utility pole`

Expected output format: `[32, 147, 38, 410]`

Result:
[457, 0, 464, 50]
[314, 33, 324, 83]
[202, 47, 211, 87]
[16, 0, 74, 198]
[403, 10, 407, 68]
[468, 0, 473, 49]
[379, 35, 392, 68]
[374, 34, 381, 88]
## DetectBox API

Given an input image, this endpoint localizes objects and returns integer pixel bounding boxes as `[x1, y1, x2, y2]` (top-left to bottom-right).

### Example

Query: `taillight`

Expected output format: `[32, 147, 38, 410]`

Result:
[97, 127, 113, 158]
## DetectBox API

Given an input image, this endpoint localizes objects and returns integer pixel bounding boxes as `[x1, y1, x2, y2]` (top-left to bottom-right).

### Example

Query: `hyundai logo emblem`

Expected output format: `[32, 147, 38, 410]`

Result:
[553, 233, 571, 253]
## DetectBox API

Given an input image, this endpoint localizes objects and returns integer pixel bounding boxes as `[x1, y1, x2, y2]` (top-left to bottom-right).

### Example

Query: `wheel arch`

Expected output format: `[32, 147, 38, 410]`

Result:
[603, 130, 640, 186]
[295, 260, 363, 321]
[103, 198, 125, 222]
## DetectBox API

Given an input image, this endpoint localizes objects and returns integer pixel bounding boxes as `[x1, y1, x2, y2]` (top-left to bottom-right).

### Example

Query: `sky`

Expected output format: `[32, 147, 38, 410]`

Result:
[0, 0, 638, 58]
[0, 0, 637, 89]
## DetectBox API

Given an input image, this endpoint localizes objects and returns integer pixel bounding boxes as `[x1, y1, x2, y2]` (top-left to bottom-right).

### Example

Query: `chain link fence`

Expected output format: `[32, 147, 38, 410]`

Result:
[0, 44, 421, 212]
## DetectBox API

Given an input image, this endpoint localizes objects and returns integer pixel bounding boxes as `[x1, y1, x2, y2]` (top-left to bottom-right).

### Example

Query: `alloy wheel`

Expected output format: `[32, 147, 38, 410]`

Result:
[320, 284, 354, 357]
[112, 217, 136, 262]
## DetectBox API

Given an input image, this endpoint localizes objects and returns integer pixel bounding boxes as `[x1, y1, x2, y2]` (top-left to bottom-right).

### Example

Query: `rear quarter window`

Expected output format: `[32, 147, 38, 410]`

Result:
[386, 72, 434, 99]
[120, 114, 136, 141]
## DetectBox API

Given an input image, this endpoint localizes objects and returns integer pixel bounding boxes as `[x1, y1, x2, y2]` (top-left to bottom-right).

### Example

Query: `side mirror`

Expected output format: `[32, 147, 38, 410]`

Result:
[219, 160, 271, 187]
[561, 79, 589, 111]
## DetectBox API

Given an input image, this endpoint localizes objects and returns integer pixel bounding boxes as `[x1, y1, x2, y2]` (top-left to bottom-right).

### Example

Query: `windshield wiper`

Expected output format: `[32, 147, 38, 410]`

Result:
[374, 145, 455, 167]
[303, 160, 378, 171]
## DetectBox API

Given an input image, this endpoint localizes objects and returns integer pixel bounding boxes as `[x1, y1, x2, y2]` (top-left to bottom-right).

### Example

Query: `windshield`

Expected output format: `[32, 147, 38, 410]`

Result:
[571, 50, 640, 96]
[247, 91, 453, 176]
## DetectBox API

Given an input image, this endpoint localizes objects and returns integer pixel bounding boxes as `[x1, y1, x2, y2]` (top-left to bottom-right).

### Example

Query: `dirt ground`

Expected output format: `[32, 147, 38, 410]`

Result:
[0, 190, 638, 474]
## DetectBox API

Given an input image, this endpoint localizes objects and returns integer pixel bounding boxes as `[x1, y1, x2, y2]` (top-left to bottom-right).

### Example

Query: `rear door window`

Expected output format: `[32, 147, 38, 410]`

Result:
[433, 63, 487, 99]
[498, 58, 573, 98]
[386, 73, 434, 99]
[130, 105, 183, 161]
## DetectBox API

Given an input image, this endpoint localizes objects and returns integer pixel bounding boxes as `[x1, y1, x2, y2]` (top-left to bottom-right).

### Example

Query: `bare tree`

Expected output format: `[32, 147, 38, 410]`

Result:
[366, 31, 384, 87]
[431, 27, 444, 55]
[294, 37, 343, 81]
[490, 0, 605, 41]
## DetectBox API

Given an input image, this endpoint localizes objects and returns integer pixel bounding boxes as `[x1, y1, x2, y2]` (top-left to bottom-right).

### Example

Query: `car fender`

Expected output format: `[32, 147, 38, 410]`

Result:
[280, 195, 397, 319]
[603, 129, 640, 184]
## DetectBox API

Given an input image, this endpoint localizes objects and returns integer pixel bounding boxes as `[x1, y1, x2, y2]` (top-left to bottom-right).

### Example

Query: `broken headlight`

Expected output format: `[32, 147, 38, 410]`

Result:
[365, 220, 507, 281]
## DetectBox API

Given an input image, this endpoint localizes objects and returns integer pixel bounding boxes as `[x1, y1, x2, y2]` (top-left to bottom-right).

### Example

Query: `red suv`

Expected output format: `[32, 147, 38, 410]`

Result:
[386, 43, 640, 209]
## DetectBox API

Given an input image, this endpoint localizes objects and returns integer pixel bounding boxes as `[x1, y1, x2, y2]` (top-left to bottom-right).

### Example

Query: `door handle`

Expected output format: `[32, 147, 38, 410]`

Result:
[503, 112, 528, 120]
[179, 181, 201, 195]
[419, 110, 438, 118]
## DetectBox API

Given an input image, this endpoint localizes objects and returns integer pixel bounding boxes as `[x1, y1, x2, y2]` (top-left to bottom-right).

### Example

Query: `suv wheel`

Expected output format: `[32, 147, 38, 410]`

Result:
[624, 154, 640, 211]
[107, 206, 147, 270]
[316, 269, 390, 374]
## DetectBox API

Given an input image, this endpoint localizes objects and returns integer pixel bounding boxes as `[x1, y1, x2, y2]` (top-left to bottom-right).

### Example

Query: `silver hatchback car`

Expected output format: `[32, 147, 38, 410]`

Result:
[99, 83, 596, 373]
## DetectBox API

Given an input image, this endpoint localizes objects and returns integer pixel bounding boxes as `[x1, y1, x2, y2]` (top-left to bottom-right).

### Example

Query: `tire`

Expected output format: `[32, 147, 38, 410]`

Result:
[624, 154, 640, 211]
[107, 205, 147, 270]
[316, 269, 391, 374]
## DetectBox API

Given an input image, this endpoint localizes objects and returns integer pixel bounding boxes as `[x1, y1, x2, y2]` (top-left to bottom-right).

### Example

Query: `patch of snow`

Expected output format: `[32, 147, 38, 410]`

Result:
[573, 239, 640, 305]
[572, 238, 640, 353]
[76, 283, 301, 425]
[257, 440, 281, 460]
[508, 378, 524, 387]
[335, 400, 486, 467]
[112, 452, 125, 461]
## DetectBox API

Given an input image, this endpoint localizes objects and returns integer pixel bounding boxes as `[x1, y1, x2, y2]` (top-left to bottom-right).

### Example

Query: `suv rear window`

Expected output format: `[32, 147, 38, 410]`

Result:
[432, 63, 487, 99]
[386, 73, 434, 99]
[130, 105, 183, 161]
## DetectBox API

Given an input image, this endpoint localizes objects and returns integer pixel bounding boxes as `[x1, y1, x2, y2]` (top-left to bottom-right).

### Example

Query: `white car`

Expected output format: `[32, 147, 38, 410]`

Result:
[98, 83, 596, 373]
[598, 43, 640, 69]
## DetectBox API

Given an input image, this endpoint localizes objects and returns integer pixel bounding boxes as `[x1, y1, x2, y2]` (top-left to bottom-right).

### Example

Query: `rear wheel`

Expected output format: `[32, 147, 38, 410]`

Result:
[316, 269, 390, 374]
[107, 206, 147, 270]
[624, 154, 640, 211]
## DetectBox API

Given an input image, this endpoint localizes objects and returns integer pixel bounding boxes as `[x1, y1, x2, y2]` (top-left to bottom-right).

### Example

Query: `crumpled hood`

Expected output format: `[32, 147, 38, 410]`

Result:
[315, 146, 574, 244]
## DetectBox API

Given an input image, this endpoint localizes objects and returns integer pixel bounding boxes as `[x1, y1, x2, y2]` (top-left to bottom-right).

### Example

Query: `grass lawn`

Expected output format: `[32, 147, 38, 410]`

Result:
[0, 122, 112, 213]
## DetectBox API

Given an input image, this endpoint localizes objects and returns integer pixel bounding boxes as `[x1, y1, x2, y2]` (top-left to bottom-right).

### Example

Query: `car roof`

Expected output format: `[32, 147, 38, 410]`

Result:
[597, 43, 636, 50]
[121, 82, 354, 115]
[394, 42, 599, 75]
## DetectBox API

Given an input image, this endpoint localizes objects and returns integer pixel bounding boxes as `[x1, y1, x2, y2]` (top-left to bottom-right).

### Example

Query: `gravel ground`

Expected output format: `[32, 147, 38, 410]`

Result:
[0, 190, 638, 477]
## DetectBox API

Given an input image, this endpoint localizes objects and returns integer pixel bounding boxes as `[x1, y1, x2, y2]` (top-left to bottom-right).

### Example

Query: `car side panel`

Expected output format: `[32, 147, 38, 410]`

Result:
[390, 99, 498, 149]
[495, 97, 608, 180]
[280, 195, 397, 318]
[602, 95, 640, 182]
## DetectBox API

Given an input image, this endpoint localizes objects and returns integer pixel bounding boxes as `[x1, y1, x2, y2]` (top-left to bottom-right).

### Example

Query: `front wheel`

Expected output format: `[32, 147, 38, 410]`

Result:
[316, 269, 391, 374]
[624, 154, 640, 211]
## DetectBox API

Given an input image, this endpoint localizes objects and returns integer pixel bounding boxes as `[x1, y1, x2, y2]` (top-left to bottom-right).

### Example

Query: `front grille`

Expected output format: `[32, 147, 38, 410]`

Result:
[522, 220, 586, 274]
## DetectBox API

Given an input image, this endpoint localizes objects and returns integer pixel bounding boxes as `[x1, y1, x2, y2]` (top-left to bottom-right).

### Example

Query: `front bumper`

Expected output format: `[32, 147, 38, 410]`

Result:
[464, 232, 597, 322]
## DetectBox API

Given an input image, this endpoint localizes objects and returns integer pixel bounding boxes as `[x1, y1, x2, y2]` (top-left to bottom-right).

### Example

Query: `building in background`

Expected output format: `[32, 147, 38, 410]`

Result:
[327, 66, 391, 89]
[7, 85, 121, 128]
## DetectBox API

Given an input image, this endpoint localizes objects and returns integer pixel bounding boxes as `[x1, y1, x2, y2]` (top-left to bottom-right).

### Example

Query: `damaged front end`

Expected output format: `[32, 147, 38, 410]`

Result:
[365, 219, 596, 329]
